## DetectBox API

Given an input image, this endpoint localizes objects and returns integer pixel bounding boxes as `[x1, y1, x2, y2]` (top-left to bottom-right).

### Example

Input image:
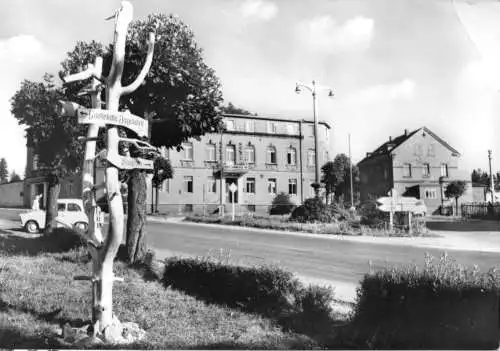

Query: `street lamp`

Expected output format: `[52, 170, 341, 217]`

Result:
[295, 80, 334, 197]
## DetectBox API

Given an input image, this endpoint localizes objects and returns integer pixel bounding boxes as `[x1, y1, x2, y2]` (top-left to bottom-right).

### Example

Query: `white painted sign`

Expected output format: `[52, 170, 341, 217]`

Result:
[106, 151, 154, 170]
[229, 183, 237, 193]
[77, 108, 148, 137]
[377, 196, 427, 213]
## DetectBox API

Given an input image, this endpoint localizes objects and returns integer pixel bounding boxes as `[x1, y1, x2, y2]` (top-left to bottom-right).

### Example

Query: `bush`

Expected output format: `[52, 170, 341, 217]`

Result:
[42, 227, 85, 252]
[163, 257, 301, 317]
[269, 192, 295, 216]
[162, 256, 337, 331]
[358, 201, 388, 226]
[349, 253, 500, 349]
[290, 197, 344, 223]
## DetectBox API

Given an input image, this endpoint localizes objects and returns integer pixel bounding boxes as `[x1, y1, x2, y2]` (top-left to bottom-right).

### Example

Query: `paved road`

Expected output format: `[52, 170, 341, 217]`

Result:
[146, 221, 500, 286]
[4, 208, 500, 296]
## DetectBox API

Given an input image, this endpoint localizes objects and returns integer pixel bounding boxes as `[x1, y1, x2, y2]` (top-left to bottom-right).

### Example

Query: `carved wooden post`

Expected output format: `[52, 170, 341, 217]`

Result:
[98, 0, 155, 333]
[59, 1, 155, 340]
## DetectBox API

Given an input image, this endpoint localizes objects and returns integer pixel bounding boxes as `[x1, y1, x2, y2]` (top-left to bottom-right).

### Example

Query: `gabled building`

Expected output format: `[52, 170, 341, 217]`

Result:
[358, 127, 472, 214]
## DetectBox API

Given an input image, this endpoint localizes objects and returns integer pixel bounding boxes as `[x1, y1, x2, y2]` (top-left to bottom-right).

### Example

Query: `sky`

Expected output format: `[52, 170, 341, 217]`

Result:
[0, 0, 499, 177]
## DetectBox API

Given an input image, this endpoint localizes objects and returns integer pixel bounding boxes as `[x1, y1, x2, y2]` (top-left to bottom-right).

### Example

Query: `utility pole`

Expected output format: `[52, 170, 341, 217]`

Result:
[219, 130, 224, 216]
[349, 133, 354, 210]
[488, 150, 494, 201]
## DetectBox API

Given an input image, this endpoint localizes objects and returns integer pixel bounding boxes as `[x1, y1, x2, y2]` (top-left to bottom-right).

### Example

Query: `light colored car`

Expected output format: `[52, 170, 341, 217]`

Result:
[20, 198, 88, 234]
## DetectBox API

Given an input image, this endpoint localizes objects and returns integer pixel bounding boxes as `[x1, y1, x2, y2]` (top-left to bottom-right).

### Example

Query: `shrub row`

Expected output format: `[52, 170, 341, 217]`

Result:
[41, 227, 86, 252]
[162, 257, 335, 335]
[349, 253, 500, 349]
[290, 197, 350, 223]
[184, 214, 358, 235]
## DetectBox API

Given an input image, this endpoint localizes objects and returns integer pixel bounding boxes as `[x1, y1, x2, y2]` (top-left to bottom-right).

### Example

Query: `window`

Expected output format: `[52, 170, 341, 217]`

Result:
[441, 163, 448, 177]
[247, 204, 256, 212]
[183, 176, 193, 193]
[182, 142, 193, 160]
[414, 144, 423, 156]
[267, 122, 278, 134]
[288, 179, 297, 195]
[244, 145, 255, 164]
[309, 183, 316, 196]
[226, 144, 236, 164]
[67, 203, 81, 212]
[245, 178, 255, 193]
[225, 120, 235, 131]
[404, 163, 412, 177]
[205, 144, 216, 162]
[308, 125, 314, 138]
[184, 204, 193, 212]
[324, 128, 330, 141]
[57, 203, 66, 211]
[162, 179, 170, 193]
[267, 178, 277, 194]
[207, 178, 216, 193]
[324, 150, 329, 162]
[424, 189, 438, 199]
[32, 154, 39, 170]
[423, 163, 430, 177]
[427, 144, 435, 157]
[286, 123, 297, 135]
[267, 146, 277, 164]
[245, 120, 255, 132]
[287, 148, 296, 165]
[307, 149, 316, 167]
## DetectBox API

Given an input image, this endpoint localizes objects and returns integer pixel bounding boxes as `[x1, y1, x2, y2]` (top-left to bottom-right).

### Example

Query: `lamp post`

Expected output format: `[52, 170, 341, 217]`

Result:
[295, 80, 333, 198]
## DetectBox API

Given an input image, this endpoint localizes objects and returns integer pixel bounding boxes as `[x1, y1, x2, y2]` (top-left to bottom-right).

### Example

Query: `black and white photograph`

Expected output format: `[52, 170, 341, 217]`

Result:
[0, 0, 500, 349]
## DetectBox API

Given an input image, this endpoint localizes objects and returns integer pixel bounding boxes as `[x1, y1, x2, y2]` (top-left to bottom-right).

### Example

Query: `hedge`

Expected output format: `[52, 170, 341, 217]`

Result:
[162, 257, 336, 337]
[348, 253, 500, 349]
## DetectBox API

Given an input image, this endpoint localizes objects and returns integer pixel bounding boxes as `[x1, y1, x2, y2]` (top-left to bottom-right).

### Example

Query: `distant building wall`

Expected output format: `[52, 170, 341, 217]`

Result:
[0, 181, 25, 207]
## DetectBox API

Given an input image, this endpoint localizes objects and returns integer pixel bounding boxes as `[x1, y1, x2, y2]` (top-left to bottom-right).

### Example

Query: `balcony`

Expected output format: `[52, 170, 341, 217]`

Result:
[212, 161, 251, 177]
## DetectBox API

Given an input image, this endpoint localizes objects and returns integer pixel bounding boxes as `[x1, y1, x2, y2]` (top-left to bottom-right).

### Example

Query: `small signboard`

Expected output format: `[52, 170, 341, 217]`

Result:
[77, 108, 148, 137]
[106, 152, 154, 170]
[229, 183, 237, 193]
[376, 196, 427, 214]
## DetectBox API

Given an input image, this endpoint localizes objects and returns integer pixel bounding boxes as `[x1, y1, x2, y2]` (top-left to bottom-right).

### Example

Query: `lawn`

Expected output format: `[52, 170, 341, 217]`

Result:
[0, 230, 328, 349]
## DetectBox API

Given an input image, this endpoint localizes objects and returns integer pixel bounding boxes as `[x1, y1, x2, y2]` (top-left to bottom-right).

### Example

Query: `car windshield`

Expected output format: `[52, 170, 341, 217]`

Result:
[67, 203, 82, 212]
[58, 203, 66, 211]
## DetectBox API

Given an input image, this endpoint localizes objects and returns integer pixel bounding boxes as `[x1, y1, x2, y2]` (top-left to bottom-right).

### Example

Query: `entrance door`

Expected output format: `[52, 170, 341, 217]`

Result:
[225, 178, 238, 203]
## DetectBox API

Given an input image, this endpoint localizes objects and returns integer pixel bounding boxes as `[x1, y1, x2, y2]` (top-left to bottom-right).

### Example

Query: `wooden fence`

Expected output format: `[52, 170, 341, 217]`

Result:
[461, 203, 500, 219]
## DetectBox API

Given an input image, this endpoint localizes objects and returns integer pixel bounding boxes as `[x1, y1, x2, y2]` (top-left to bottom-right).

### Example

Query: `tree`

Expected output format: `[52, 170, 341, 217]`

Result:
[444, 180, 468, 216]
[0, 158, 8, 184]
[9, 171, 21, 182]
[269, 192, 295, 216]
[220, 102, 256, 116]
[11, 74, 86, 233]
[116, 13, 223, 264]
[152, 156, 173, 213]
[321, 153, 360, 206]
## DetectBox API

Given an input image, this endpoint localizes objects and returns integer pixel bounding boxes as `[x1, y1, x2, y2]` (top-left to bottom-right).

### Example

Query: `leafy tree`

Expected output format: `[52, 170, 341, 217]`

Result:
[471, 168, 489, 185]
[9, 171, 21, 182]
[152, 156, 173, 213]
[220, 102, 256, 116]
[11, 74, 86, 233]
[0, 158, 8, 184]
[117, 13, 223, 263]
[269, 192, 295, 216]
[321, 153, 360, 206]
[444, 180, 468, 216]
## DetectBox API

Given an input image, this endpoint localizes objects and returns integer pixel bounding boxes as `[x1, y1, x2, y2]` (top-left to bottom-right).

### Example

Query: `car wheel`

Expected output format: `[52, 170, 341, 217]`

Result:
[74, 222, 88, 233]
[25, 220, 39, 234]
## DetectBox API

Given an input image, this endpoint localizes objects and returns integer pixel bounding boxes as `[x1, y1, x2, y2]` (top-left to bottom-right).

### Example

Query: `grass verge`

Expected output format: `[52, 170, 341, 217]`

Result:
[0, 232, 320, 349]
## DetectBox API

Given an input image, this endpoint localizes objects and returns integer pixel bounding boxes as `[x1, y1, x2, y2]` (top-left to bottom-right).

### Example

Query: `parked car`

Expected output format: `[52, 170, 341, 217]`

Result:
[20, 198, 88, 234]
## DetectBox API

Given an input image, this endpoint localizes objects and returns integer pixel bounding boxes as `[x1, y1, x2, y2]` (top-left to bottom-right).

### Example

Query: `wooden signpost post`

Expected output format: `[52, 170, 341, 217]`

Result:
[58, 1, 158, 344]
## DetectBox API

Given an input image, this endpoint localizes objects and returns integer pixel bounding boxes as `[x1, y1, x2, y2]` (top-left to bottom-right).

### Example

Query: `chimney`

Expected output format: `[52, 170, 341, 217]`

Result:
[404, 129, 408, 136]
[389, 136, 392, 142]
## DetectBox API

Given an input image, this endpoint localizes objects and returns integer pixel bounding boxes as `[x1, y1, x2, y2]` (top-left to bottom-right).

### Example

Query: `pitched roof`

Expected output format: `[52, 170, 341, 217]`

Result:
[358, 127, 461, 165]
